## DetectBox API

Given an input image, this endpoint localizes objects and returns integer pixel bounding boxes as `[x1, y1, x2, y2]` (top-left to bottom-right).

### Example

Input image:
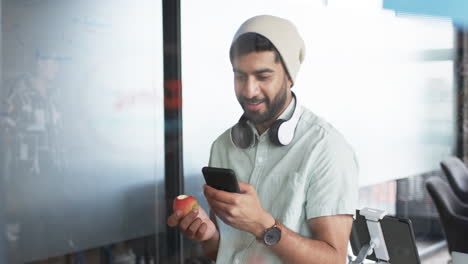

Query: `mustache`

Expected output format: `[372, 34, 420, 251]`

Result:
[239, 96, 268, 104]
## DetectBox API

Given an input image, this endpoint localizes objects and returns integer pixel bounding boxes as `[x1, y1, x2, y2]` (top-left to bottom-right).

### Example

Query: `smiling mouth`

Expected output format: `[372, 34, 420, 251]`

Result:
[244, 101, 264, 111]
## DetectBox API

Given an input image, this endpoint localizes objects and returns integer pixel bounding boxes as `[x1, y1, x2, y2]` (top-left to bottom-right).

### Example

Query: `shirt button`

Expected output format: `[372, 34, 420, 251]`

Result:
[257, 157, 263, 163]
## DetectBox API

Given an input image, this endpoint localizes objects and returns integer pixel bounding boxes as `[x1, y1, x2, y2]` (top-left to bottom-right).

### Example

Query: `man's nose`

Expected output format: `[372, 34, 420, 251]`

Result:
[244, 77, 260, 98]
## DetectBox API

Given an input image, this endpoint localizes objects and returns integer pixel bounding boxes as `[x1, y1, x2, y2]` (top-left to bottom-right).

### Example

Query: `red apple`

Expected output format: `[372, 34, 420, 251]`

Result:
[172, 194, 217, 241]
[173, 194, 199, 217]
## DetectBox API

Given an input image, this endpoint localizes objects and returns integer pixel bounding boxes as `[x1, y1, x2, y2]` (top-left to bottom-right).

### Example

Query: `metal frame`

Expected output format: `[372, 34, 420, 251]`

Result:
[163, 0, 184, 263]
[456, 29, 468, 160]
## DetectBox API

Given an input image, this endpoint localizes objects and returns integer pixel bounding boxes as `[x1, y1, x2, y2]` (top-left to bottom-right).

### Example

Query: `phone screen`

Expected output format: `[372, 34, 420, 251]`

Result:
[202, 167, 240, 193]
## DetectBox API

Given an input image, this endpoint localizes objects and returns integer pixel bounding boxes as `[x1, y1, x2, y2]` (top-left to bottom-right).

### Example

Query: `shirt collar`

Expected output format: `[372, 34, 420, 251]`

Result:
[277, 95, 296, 121]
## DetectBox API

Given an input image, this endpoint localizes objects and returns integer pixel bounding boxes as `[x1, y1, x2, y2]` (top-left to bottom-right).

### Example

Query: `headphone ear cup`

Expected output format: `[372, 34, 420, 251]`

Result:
[269, 119, 287, 146]
[231, 121, 255, 149]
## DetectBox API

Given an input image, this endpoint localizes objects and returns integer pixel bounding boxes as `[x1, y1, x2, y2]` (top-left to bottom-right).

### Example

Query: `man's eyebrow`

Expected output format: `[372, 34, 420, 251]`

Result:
[233, 68, 246, 74]
[233, 68, 274, 74]
[254, 68, 274, 74]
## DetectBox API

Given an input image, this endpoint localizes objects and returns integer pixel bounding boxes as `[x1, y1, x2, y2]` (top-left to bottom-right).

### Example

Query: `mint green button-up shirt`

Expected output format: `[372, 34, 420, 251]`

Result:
[208, 98, 359, 264]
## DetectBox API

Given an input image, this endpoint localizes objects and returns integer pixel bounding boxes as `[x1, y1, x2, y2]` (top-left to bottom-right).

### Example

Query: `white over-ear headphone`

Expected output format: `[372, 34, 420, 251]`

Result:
[230, 92, 303, 149]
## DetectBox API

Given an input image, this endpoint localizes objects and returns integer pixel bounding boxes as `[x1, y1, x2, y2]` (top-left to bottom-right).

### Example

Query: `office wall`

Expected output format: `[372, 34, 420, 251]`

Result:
[0, 1, 164, 262]
[181, 0, 455, 191]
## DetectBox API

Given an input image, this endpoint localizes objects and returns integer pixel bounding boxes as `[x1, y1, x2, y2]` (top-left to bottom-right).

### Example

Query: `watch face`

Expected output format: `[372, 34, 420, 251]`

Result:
[264, 227, 281, 246]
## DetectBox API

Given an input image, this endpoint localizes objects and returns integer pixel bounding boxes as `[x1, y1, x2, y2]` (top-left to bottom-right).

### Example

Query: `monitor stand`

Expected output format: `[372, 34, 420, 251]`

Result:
[350, 208, 390, 264]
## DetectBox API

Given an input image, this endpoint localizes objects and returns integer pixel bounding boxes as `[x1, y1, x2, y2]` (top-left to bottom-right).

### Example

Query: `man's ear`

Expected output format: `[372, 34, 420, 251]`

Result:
[288, 78, 293, 88]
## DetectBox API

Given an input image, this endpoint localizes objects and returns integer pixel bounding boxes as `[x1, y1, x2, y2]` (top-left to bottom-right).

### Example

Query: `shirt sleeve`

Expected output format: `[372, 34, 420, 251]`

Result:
[208, 138, 222, 168]
[305, 131, 359, 219]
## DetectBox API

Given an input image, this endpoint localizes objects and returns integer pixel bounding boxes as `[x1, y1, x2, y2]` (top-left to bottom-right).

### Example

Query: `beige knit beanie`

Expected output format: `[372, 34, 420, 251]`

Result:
[232, 15, 306, 85]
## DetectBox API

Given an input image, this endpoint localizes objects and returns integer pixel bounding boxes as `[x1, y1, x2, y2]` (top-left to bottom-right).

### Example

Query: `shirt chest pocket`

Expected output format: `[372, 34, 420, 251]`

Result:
[263, 172, 308, 229]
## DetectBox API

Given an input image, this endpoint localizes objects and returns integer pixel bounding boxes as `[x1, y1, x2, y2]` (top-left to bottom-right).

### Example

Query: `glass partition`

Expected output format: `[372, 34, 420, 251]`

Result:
[0, 0, 164, 263]
[0, 0, 458, 263]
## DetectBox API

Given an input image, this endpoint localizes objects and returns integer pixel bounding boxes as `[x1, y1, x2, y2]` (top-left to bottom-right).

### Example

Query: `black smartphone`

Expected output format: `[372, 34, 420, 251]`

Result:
[202, 167, 240, 193]
[350, 210, 421, 264]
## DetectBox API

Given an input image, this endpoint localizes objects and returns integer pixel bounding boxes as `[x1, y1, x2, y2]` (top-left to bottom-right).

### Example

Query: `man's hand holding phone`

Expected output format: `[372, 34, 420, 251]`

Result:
[201, 167, 274, 237]
[203, 182, 274, 239]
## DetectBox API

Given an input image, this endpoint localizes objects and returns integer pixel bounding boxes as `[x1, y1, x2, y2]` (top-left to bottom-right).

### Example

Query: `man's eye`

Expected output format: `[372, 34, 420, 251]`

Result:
[257, 75, 271, 81]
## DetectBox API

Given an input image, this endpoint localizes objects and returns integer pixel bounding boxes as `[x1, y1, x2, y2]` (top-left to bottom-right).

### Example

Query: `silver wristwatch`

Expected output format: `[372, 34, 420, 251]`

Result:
[262, 219, 282, 246]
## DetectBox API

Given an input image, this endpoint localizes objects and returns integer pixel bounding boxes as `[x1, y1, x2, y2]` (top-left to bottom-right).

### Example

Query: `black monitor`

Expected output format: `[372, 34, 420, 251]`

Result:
[350, 210, 421, 264]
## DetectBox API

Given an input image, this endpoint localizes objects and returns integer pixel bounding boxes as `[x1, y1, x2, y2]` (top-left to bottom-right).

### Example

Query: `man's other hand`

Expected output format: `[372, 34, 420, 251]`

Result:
[167, 207, 219, 242]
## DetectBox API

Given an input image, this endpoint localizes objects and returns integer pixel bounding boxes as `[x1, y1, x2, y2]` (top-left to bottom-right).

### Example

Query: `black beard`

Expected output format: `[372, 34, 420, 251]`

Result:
[240, 78, 288, 125]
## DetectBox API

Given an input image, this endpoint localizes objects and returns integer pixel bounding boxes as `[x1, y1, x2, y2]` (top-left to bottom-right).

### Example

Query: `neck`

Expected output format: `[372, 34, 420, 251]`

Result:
[255, 92, 293, 135]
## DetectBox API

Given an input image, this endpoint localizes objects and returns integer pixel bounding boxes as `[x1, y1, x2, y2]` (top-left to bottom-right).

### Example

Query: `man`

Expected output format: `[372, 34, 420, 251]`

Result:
[168, 15, 358, 264]
[2, 49, 62, 175]
[1, 49, 63, 261]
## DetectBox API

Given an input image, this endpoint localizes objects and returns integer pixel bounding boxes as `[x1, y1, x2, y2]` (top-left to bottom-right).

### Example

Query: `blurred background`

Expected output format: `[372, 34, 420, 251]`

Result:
[0, 0, 467, 263]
